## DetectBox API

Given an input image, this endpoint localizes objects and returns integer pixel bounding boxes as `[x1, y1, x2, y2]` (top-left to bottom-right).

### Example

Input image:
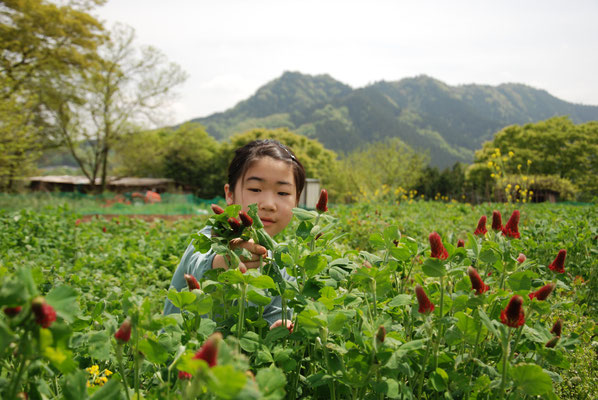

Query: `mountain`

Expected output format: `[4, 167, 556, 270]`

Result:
[190, 72, 598, 168]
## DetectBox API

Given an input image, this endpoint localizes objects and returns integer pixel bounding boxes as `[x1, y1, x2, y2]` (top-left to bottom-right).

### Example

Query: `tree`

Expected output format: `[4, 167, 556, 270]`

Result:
[44, 23, 187, 192]
[469, 117, 598, 200]
[0, 0, 105, 189]
[337, 138, 428, 202]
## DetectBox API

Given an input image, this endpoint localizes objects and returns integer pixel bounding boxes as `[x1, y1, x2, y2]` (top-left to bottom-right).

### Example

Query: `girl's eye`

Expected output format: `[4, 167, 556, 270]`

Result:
[278, 192, 291, 196]
[248, 188, 261, 193]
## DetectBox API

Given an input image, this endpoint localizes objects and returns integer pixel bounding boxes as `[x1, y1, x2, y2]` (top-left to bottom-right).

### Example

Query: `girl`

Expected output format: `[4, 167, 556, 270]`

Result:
[163, 139, 305, 329]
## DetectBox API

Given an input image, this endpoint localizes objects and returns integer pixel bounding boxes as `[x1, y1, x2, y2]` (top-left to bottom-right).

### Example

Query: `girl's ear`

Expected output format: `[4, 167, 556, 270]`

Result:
[224, 184, 234, 205]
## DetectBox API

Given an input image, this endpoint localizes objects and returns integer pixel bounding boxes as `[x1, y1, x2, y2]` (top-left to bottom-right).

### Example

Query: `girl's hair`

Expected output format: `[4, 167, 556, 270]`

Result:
[228, 139, 306, 201]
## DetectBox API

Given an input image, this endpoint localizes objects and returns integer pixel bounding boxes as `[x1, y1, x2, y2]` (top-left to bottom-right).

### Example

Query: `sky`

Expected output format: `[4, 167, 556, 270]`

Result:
[95, 0, 598, 125]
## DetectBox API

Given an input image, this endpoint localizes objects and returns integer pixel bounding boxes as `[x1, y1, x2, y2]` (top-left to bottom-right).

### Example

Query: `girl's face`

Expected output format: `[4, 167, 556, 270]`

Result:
[225, 156, 297, 237]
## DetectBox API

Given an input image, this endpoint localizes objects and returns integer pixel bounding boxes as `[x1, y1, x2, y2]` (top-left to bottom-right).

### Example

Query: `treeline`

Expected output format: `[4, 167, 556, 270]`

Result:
[109, 116, 596, 203]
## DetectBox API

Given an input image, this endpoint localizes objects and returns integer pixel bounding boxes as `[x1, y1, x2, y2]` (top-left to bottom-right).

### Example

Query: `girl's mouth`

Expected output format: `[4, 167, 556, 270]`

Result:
[260, 217, 274, 226]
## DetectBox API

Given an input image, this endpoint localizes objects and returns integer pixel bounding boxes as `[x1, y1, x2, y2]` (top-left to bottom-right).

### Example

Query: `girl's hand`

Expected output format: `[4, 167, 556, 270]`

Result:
[212, 239, 267, 271]
[270, 319, 294, 333]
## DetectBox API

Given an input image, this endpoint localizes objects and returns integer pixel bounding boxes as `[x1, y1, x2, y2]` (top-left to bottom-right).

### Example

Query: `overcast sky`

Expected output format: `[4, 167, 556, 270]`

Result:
[95, 0, 598, 125]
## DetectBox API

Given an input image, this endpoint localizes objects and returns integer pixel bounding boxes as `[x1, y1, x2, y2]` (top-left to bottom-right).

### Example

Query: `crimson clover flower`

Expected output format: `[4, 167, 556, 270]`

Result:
[31, 297, 56, 328]
[178, 371, 192, 380]
[502, 210, 521, 239]
[474, 215, 488, 236]
[239, 211, 253, 227]
[3, 306, 22, 317]
[545, 336, 560, 348]
[193, 332, 222, 367]
[211, 204, 224, 215]
[316, 189, 328, 213]
[517, 253, 526, 263]
[227, 217, 242, 232]
[457, 239, 465, 248]
[550, 319, 563, 337]
[528, 283, 555, 301]
[428, 232, 448, 260]
[467, 266, 489, 295]
[500, 295, 525, 328]
[184, 274, 201, 291]
[415, 284, 435, 314]
[115, 319, 132, 343]
[491, 210, 503, 231]
[376, 325, 386, 343]
[548, 249, 567, 273]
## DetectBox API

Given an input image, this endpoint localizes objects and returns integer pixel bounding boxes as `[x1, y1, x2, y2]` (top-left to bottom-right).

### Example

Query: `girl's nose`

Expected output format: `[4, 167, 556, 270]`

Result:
[259, 192, 276, 211]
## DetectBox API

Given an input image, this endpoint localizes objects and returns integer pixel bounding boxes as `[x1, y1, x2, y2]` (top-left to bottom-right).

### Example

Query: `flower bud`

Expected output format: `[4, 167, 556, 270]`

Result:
[227, 217, 242, 232]
[548, 249, 567, 274]
[517, 253, 526, 263]
[211, 204, 224, 215]
[193, 332, 222, 368]
[415, 284, 435, 314]
[239, 211, 253, 227]
[456, 239, 465, 248]
[178, 371, 192, 380]
[545, 336, 559, 348]
[528, 283, 555, 301]
[491, 210, 503, 231]
[376, 325, 386, 343]
[550, 319, 563, 337]
[502, 210, 521, 239]
[428, 232, 448, 260]
[31, 297, 57, 328]
[115, 319, 132, 343]
[500, 295, 525, 328]
[316, 189, 328, 213]
[474, 215, 488, 236]
[184, 274, 200, 291]
[467, 266, 489, 295]
[3, 306, 22, 317]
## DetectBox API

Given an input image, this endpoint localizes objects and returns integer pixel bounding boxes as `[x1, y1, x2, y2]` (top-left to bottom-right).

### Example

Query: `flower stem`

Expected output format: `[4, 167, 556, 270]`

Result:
[117, 345, 131, 400]
[500, 329, 513, 398]
[433, 276, 445, 370]
[237, 283, 247, 340]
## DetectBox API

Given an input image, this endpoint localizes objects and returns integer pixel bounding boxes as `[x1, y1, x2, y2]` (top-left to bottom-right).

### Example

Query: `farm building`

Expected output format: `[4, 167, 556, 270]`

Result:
[28, 176, 180, 194]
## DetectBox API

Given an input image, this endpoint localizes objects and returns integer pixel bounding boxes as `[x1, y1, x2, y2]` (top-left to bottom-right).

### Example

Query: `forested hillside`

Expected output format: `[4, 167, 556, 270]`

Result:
[191, 72, 598, 167]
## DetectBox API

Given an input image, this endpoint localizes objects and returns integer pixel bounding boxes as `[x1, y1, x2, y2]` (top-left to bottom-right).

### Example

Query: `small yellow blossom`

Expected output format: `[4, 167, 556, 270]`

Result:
[105, 370, 113, 376]
[487, 161, 493, 168]
[508, 151, 514, 157]
[527, 159, 532, 165]
[522, 176, 528, 181]
[490, 173, 495, 178]
[517, 164, 522, 170]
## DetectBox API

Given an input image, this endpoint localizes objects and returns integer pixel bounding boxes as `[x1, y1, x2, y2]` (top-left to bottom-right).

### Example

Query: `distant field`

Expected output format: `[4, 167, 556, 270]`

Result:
[0, 192, 221, 215]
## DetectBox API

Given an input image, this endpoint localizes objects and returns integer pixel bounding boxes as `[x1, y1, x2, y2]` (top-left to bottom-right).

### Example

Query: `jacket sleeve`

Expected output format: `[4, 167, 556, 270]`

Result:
[163, 231, 216, 315]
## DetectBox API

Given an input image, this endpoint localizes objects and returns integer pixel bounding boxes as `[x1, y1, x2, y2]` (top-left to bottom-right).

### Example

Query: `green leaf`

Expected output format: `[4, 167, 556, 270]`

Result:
[256, 366, 287, 400]
[511, 363, 553, 396]
[304, 254, 327, 278]
[422, 258, 446, 277]
[395, 339, 427, 358]
[87, 331, 111, 361]
[455, 312, 487, 345]
[193, 232, 213, 253]
[389, 246, 411, 261]
[249, 275, 276, 290]
[388, 294, 412, 307]
[479, 249, 499, 264]
[44, 346, 77, 374]
[431, 368, 448, 391]
[218, 269, 245, 285]
[477, 308, 498, 338]
[167, 289, 196, 309]
[507, 270, 535, 291]
[248, 203, 264, 229]
[187, 292, 213, 315]
[46, 285, 79, 323]
[61, 370, 89, 400]
[265, 326, 290, 345]
[292, 207, 317, 221]
[247, 290, 272, 307]
[207, 365, 247, 399]
[240, 331, 261, 352]
[89, 376, 122, 400]
[139, 337, 169, 364]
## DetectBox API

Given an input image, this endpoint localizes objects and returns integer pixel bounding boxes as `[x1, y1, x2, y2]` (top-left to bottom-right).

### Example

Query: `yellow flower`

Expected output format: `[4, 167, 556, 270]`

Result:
[522, 176, 528, 181]
[487, 161, 493, 168]
[490, 173, 495, 178]
[529, 190, 534, 195]
[87, 365, 99, 375]
[515, 185, 520, 190]
[495, 148, 501, 156]
[104, 370, 113, 376]
[508, 151, 514, 157]
[527, 159, 532, 165]
[517, 164, 522, 170]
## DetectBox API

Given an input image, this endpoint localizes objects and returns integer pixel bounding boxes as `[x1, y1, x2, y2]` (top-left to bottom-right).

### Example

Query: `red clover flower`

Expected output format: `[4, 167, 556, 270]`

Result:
[500, 295, 525, 328]
[467, 266, 489, 295]
[31, 297, 56, 328]
[548, 249, 567, 273]
[184, 274, 201, 291]
[474, 215, 488, 236]
[115, 319, 132, 343]
[502, 210, 521, 239]
[491, 210, 503, 231]
[316, 189, 328, 213]
[193, 332, 222, 367]
[428, 232, 449, 260]
[415, 284, 435, 314]
[528, 283, 555, 301]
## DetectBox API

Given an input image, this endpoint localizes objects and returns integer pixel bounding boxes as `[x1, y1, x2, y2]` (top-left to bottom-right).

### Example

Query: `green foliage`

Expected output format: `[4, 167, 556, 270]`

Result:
[471, 117, 598, 200]
[335, 138, 427, 202]
[0, 200, 597, 398]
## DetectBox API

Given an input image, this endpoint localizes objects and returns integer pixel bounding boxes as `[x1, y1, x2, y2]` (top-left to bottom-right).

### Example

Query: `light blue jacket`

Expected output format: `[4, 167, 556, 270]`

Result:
[163, 226, 294, 326]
